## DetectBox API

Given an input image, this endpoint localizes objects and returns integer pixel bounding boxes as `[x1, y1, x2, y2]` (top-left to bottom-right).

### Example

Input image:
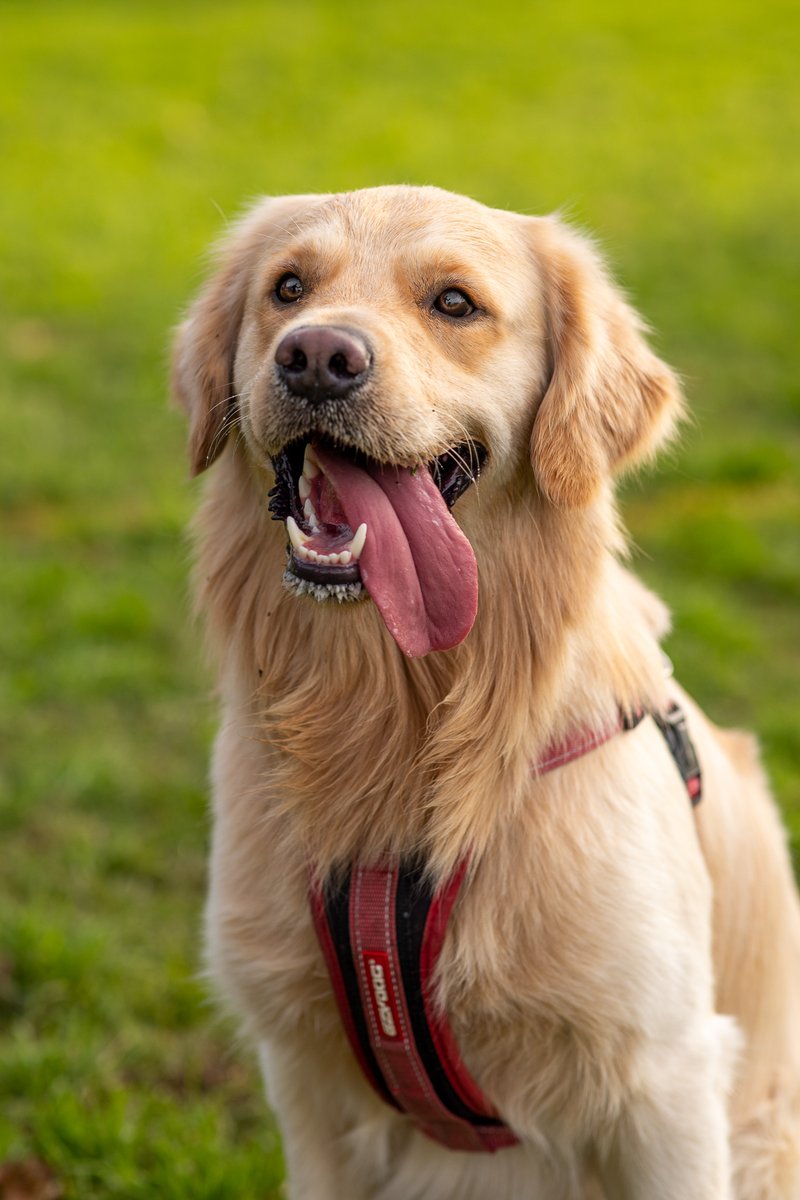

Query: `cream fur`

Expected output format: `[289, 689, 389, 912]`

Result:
[173, 186, 800, 1198]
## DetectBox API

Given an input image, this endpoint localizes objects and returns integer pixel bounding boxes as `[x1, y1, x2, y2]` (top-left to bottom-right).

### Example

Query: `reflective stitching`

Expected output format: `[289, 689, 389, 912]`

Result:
[380, 869, 443, 1113]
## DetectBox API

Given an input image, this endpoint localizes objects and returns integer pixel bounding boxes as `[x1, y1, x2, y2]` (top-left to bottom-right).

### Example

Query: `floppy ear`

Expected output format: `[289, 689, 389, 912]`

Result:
[528, 218, 683, 508]
[171, 194, 323, 476]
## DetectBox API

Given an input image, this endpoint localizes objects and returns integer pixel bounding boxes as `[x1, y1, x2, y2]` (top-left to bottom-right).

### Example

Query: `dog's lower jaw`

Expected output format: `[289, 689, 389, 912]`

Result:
[282, 569, 365, 604]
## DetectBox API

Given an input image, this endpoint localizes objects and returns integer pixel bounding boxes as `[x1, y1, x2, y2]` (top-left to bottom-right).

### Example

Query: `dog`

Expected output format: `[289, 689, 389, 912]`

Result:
[172, 186, 800, 1199]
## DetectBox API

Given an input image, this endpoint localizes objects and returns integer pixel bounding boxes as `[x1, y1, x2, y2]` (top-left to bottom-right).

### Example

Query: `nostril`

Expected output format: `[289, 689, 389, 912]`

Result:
[287, 348, 307, 373]
[328, 352, 352, 380]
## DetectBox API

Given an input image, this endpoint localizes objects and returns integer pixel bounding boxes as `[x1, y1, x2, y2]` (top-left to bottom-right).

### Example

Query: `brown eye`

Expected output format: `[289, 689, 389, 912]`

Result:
[434, 288, 475, 318]
[276, 273, 304, 303]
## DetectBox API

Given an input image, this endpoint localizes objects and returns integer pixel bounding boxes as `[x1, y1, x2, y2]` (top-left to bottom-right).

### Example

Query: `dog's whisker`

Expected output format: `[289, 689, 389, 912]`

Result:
[204, 405, 242, 463]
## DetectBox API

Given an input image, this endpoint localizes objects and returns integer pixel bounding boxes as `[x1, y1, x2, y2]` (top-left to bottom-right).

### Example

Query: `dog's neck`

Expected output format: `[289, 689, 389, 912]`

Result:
[194, 448, 670, 875]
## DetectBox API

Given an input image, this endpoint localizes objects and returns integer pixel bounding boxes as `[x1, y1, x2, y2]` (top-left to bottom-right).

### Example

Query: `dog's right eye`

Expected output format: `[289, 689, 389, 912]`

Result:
[275, 274, 305, 303]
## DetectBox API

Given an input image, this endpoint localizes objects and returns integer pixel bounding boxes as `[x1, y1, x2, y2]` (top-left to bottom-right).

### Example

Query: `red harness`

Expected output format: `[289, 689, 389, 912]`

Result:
[309, 703, 701, 1151]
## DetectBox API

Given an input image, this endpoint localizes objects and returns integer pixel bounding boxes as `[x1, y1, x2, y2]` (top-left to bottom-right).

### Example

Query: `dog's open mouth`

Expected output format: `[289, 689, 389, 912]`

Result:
[268, 439, 486, 657]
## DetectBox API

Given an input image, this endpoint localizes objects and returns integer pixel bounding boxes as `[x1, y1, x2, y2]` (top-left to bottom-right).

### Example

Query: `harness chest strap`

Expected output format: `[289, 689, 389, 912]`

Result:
[309, 702, 702, 1152]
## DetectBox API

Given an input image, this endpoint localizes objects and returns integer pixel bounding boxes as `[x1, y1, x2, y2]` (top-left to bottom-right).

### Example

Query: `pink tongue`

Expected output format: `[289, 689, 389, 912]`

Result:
[313, 445, 478, 657]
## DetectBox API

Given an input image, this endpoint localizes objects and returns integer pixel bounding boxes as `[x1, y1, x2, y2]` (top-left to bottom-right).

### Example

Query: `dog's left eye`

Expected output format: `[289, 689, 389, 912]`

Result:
[434, 288, 475, 319]
[275, 273, 305, 303]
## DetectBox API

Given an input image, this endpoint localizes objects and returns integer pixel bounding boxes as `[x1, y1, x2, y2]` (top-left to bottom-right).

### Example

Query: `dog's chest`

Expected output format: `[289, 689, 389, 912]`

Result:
[208, 772, 652, 1135]
[207, 705, 713, 1148]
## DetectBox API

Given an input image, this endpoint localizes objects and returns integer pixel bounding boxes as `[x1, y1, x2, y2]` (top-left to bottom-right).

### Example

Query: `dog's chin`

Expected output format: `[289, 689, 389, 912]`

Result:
[267, 435, 486, 657]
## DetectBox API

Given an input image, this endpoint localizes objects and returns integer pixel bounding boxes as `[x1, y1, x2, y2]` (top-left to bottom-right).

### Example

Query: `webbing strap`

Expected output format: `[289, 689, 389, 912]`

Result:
[310, 861, 518, 1151]
[535, 702, 702, 804]
[309, 700, 702, 1152]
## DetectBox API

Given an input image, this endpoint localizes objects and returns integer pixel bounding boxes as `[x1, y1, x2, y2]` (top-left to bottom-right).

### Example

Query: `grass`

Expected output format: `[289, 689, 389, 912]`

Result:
[1, 1, 798, 1194]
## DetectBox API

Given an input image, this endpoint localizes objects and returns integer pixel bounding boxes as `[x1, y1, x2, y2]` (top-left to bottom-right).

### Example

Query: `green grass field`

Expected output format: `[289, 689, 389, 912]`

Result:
[1, 2, 798, 1195]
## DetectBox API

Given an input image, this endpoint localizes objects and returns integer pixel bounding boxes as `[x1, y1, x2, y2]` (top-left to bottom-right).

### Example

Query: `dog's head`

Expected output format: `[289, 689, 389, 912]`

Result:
[173, 186, 681, 658]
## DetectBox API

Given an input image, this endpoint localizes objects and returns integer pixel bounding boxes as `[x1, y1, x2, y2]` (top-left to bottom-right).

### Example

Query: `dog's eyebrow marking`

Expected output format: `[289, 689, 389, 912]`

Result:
[398, 236, 518, 304]
[259, 232, 351, 287]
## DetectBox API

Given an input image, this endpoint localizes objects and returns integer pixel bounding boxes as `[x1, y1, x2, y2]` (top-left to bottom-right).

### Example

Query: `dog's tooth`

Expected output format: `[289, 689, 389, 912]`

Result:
[294, 543, 311, 561]
[303, 499, 320, 530]
[337, 550, 352, 565]
[298, 475, 311, 501]
[350, 523, 367, 559]
[303, 445, 321, 479]
[286, 515, 308, 550]
[306, 548, 320, 563]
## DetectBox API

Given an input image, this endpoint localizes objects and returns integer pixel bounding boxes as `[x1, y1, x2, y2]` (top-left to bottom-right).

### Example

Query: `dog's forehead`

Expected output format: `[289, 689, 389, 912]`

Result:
[268, 187, 526, 275]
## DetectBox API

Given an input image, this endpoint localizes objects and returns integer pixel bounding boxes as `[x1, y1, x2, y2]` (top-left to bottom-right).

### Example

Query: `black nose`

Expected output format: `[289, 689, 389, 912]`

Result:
[275, 325, 372, 402]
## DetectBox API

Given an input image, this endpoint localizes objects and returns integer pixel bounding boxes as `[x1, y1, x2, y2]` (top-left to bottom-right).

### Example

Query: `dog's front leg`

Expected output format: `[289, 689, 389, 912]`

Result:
[596, 1019, 736, 1200]
[258, 1040, 371, 1200]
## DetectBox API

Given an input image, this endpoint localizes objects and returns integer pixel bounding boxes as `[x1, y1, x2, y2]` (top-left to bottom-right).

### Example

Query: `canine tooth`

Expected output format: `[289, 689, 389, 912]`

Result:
[303, 445, 320, 478]
[350, 523, 367, 559]
[303, 499, 320, 529]
[298, 475, 311, 501]
[338, 550, 352, 565]
[286, 515, 308, 550]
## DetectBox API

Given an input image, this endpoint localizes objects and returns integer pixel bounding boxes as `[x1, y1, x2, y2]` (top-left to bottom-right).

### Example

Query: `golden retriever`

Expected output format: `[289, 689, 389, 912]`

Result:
[172, 186, 800, 1199]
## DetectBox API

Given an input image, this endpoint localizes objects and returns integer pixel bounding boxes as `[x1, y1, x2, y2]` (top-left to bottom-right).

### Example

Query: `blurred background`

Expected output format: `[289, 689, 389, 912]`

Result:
[1, 1, 798, 1195]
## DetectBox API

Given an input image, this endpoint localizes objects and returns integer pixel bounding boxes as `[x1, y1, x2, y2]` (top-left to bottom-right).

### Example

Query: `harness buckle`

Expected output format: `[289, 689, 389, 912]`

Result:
[653, 703, 703, 805]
